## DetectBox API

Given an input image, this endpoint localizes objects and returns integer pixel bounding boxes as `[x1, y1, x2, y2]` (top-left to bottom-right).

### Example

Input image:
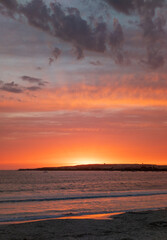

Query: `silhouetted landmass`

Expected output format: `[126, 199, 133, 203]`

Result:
[18, 164, 167, 171]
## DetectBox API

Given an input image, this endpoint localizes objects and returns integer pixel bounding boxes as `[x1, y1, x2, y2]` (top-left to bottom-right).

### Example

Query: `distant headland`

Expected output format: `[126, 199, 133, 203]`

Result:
[18, 164, 167, 171]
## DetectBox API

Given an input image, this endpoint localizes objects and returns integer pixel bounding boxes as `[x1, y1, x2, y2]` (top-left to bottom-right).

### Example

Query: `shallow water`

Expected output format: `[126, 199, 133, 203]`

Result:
[0, 170, 167, 223]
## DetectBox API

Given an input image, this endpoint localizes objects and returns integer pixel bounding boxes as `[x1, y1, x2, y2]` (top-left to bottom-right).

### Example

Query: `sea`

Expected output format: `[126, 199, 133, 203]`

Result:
[0, 170, 167, 224]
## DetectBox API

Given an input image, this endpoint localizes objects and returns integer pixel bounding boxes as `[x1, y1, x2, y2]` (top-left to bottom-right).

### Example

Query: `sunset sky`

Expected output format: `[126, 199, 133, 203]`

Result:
[0, 0, 167, 169]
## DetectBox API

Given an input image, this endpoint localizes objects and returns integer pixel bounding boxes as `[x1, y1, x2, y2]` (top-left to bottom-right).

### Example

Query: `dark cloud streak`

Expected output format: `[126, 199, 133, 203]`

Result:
[27, 86, 41, 91]
[0, 81, 23, 93]
[105, 0, 134, 14]
[89, 60, 102, 66]
[73, 46, 84, 60]
[21, 76, 42, 84]
[0, 75, 47, 94]
[105, 0, 165, 15]
[21, 76, 47, 86]
[52, 47, 61, 59]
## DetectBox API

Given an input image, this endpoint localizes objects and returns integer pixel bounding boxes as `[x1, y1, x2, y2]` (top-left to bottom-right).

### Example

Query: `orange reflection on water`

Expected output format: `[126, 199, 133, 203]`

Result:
[58, 212, 124, 220]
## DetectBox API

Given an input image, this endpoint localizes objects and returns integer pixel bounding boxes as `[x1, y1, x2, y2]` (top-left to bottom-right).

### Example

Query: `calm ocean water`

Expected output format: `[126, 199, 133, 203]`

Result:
[0, 170, 167, 223]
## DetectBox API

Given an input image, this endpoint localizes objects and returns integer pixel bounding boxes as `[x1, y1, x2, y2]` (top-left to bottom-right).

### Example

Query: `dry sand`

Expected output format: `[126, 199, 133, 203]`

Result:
[0, 209, 167, 240]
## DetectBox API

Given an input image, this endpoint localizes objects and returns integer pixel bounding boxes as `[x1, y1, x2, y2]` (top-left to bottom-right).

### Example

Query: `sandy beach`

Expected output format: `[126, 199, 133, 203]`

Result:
[0, 209, 167, 240]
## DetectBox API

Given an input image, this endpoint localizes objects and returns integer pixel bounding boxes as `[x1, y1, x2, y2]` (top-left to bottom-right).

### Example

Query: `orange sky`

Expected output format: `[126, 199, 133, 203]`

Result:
[0, 0, 167, 169]
[1, 101, 167, 169]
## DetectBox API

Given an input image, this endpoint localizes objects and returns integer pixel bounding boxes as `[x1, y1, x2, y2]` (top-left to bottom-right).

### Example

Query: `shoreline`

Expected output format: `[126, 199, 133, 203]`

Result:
[0, 209, 167, 239]
[0, 207, 165, 226]
[0, 212, 124, 226]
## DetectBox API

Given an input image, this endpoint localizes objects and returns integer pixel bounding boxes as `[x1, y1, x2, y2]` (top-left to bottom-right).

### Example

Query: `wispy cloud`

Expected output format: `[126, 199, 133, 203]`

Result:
[89, 60, 102, 66]
[21, 75, 47, 86]
[0, 76, 48, 94]
[0, 81, 23, 93]
[0, 72, 167, 112]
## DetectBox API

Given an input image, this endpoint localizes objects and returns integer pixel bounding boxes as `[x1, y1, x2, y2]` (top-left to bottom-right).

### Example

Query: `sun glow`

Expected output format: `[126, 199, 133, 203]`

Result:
[71, 158, 103, 166]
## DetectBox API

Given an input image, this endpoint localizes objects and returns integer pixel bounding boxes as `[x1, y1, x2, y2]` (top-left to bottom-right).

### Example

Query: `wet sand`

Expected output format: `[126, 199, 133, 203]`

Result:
[0, 209, 167, 240]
